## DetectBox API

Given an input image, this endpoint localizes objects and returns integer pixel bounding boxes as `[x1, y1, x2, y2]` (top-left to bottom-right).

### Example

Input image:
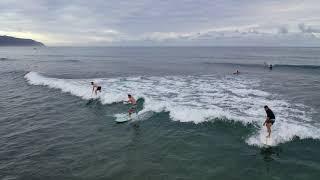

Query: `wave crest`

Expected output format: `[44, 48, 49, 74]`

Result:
[24, 71, 319, 147]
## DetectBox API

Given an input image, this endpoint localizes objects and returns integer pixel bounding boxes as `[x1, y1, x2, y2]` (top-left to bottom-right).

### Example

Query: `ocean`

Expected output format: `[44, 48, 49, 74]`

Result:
[1, 47, 320, 179]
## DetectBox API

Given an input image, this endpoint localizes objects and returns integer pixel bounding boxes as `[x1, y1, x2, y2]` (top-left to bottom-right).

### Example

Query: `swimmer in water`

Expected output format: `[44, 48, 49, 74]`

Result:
[269, 64, 273, 70]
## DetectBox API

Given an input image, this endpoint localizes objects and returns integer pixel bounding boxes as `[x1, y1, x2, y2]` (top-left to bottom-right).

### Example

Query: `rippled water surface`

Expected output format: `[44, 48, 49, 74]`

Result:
[1, 47, 320, 180]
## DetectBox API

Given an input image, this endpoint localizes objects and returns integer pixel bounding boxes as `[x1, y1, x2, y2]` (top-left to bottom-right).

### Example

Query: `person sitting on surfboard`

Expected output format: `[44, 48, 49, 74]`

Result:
[127, 94, 137, 118]
[263, 105, 275, 138]
[233, 70, 240, 75]
[91, 82, 101, 95]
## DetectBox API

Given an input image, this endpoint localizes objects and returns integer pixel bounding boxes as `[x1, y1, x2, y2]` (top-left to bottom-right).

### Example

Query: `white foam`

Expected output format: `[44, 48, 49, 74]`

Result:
[114, 111, 154, 122]
[246, 122, 320, 147]
[24, 72, 126, 103]
[25, 72, 319, 146]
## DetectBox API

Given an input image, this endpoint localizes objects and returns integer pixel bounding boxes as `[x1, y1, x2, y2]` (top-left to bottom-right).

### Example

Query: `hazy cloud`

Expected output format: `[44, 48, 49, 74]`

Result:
[278, 26, 289, 34]
[0, 0, 320, 46]
[298, 23, 320, 33]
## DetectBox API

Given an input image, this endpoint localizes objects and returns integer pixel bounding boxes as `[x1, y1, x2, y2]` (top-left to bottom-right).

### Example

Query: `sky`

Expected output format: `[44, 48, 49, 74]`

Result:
[0, 0, 320, 46]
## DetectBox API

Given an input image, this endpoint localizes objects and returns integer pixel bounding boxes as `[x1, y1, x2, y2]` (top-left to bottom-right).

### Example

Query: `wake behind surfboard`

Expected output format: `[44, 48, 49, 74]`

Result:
[114, 113, 138, 123]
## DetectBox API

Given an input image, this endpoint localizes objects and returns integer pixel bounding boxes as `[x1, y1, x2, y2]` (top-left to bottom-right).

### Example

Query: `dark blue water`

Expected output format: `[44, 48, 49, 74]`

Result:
[1, 47, 320, 180]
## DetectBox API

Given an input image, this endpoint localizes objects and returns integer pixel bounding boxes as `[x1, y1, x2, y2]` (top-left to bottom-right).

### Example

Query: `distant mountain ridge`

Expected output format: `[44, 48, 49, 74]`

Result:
[0, 35, 45, 46]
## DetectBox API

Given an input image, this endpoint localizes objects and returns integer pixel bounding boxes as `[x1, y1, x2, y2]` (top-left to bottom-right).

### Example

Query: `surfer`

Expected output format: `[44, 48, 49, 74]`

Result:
[269, 64, 273, 70]
[91, 82, 101, 95]
[263, 105, 275, 138]
[127, 94, 137, 118]
[233, 70, 240, 75]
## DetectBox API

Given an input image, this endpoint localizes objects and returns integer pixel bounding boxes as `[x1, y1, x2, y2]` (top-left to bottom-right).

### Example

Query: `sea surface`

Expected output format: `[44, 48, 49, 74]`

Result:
[1, 47, 320, 180]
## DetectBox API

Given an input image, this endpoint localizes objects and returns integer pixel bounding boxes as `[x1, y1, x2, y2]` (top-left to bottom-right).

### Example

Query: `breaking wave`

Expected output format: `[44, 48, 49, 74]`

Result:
[24, 71, 320, 147]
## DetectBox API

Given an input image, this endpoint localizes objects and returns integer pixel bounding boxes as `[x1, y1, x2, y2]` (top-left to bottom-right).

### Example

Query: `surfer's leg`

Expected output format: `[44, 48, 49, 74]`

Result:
[132, 105, 137, 114]
[266, 123, 272, 138]
[128, 108, 133, 118]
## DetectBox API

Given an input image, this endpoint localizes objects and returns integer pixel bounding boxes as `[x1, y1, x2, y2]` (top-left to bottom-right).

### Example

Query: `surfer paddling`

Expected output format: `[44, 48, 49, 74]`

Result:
[127, 94, 137, 118]
[91, 82, 101, 95]
[263, 105, 275, 138]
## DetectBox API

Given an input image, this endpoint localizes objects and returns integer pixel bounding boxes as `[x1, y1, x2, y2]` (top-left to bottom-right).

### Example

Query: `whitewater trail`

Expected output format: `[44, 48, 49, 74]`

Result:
[24, 71, 320, 147]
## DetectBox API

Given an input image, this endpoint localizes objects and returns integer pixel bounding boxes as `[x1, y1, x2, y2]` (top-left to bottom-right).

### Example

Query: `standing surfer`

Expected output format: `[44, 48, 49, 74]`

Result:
[127, 94, 137, 118]
[91, 82, 102, 95]
[263, 105, 275, 138]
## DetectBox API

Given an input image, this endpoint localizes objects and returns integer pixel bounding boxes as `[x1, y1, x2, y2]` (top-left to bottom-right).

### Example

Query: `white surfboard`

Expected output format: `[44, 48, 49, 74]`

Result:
[261, 136, 274, 146]
[114, 113, 138, 123]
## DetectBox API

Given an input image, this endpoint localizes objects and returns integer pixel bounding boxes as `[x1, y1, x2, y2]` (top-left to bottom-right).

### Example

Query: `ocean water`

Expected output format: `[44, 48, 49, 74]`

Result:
[1, 47, 320, 179]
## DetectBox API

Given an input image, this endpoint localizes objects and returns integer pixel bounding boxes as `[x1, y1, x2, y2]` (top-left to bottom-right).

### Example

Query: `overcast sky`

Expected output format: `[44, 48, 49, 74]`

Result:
[1, 0, 320, 46]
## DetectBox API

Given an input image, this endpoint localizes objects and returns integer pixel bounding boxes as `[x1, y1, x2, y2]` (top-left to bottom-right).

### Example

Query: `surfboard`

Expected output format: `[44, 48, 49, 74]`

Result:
[261, 136, 274, 146]
[115, 113, 138, 123]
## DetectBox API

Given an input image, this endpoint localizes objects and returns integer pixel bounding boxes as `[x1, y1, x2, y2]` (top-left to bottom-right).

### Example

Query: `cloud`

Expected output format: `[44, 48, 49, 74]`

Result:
[298, 23, 320, 33]
[278, 26, 289, 34]
[0, 0, 320, 46]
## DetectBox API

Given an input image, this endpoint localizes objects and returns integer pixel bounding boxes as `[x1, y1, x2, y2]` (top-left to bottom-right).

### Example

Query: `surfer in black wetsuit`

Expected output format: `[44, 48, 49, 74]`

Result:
[91, 82, 101, 95]
[263, 105, 275, 138]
